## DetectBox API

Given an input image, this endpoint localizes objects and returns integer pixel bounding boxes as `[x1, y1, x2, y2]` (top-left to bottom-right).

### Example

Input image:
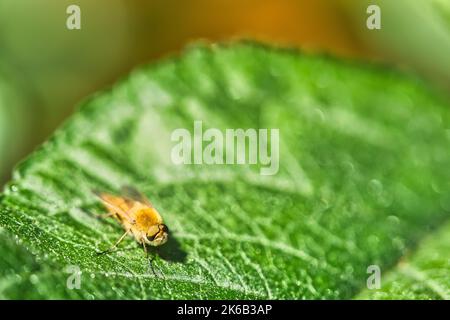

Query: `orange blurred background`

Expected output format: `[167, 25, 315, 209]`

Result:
[0, 0, 449, 184]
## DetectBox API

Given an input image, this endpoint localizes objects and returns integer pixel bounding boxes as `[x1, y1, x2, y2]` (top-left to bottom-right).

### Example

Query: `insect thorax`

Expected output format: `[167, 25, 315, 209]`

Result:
[134, 207, 162, 230]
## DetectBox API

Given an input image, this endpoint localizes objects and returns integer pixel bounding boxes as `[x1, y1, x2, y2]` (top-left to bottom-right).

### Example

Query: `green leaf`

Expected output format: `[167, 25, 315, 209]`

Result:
[357, 220, 450, 300]
[1, 42, 450, 299]
[0, 227, 76, 299]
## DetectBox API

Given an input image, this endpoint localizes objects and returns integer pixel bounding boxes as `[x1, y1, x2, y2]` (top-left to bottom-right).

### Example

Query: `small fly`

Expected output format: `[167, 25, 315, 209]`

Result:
[93, 186, 168, 275]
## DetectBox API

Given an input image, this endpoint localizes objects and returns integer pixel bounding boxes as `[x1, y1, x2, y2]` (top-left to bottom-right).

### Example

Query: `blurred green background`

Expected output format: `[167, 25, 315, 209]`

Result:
[1, 0, 449, 185]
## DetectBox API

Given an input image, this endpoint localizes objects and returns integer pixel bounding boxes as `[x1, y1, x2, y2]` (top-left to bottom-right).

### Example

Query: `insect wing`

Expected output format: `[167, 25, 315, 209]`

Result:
[92, 190, 134, 221]
[120, 185, 155, 208]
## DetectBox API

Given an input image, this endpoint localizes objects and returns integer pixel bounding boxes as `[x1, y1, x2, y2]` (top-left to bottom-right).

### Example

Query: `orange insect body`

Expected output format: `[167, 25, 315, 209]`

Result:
[95, 188, 169, 250]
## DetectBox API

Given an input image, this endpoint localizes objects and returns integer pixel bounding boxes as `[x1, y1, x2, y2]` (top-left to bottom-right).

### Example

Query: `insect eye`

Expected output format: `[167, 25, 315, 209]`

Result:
[160, 224, 169, 233]
[147, 233, 157, 241]
[146, 225, 160, 240]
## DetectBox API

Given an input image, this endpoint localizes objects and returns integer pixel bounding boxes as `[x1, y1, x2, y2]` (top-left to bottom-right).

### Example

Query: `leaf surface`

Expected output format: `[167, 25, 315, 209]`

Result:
[0, 43, 449, 299]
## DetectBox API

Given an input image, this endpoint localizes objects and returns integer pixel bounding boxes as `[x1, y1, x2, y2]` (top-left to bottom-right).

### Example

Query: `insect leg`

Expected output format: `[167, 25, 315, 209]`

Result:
[142, 241, 157, 277]
[142, 242, 165, 279]
[97, 228, 131, 255]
